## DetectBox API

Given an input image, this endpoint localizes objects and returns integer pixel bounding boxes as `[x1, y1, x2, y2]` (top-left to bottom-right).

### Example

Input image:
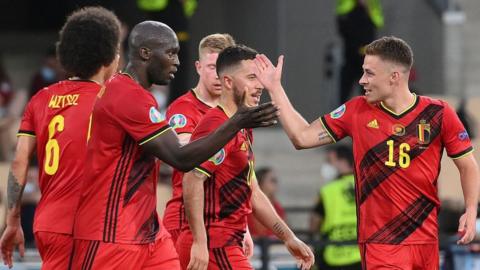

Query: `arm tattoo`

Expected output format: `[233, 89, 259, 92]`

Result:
[318, 131, 329, 141]
[272, 222, 287, 239]
[7, 171, 25, 209]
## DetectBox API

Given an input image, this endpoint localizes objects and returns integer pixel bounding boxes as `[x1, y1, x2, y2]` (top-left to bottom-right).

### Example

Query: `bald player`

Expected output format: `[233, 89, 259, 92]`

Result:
[70, 21, 278, 269]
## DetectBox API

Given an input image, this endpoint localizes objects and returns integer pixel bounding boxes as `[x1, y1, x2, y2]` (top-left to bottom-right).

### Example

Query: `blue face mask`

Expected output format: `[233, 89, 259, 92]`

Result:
[40, 66, 56, 82]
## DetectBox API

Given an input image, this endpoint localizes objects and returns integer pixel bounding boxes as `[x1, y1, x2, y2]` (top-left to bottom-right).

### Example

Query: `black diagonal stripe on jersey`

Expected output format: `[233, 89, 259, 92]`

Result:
[213, 248, 227, 270]
[103, 137, 135, 242]
[218, 166, 251, 220]
[367, 195, 435, 244]
[135, 210, 159, 243]
[220, 248, 233, 270]
[359, 104, 443, 204]
[123, 154, 155, 206]
[82, 240, 99, 270]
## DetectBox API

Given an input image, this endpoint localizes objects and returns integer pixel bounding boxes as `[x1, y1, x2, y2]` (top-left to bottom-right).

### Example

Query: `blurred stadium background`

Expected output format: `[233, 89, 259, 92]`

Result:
[1, 0, 480, 269]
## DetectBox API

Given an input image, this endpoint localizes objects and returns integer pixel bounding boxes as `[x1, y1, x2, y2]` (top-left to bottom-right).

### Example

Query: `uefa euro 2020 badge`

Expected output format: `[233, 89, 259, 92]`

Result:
[209, 149, 225, 165]
[330, 104, 346, 119]
[169, 114, 187, 129]
[149, 106, 165, 123]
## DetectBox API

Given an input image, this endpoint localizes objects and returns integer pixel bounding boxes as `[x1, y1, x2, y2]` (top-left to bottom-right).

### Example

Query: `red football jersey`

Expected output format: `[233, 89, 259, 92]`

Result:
[180, 106, 255, 249]
[74, 74, 171, 244]
[163, 90, 212, 232]
[18, 80, 101, 234]
[321, 95, 473, 244]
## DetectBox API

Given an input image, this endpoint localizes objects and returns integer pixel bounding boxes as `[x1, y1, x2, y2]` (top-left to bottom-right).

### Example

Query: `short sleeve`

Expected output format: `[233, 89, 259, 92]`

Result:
[18, 99, 36, 137]
[441, 102, 473, 159]
[191, 112, 229, 177]
[319, 97, 360, 142]
[166, 101, 198, 135]
[113, 90, 171, 145]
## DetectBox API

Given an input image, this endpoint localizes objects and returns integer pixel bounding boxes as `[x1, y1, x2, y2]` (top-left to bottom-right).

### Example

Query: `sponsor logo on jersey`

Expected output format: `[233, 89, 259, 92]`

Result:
[417, 120, 431, 144]
[209, 149, 225, 165]
[169, 114, 187, 129]
[367, 119, 379, 129]
[330, 104, 346, 119]
[458, 130, 469, 141]
[392, 124, 405, 136]
[149, 106, 165, 123]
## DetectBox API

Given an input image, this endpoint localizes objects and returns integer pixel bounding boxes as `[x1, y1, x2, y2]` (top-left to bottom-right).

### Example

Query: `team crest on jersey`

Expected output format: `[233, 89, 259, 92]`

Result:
[169, 114, 187, 129]
[458, 130, 469, 141]
[392, 124, 405, 136]
[149, 107, 165, 123]
[209, 149, 225, 165]
[330, 104, 346, 119]
[417, 120, 431, 144]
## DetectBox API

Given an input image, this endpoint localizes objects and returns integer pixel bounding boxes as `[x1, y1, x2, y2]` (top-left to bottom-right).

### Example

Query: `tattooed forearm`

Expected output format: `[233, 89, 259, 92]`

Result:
[272, 222, 288, 239]
[7, 171, 25, 210]
[319, 131, 329, 141]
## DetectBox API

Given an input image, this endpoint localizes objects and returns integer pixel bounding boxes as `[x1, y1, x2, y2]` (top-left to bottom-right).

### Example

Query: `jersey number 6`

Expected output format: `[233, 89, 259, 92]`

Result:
[45, 115, 64, 175]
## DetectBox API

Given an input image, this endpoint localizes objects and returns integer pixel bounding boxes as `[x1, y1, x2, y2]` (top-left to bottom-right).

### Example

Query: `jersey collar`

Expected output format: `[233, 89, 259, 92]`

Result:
[379, 94, 419, 119]
[191, 89, 213, 108]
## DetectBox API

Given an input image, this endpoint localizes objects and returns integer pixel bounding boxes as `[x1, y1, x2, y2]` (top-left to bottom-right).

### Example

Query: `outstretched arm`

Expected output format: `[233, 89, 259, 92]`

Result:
[254, 54, 333, 149]
[183, 170, 209, 270]
[453, 153, 480, 245]
[1, 136, 36, 268]
[143, 101, 278, 171]
[250, 177, 314, 269]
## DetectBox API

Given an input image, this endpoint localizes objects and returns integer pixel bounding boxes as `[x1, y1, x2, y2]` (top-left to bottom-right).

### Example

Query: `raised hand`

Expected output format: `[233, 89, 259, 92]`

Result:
[285, 236, 315, 270]
[0, 226, 25, 269]
[253, 54, 284, 91]
[231, 92, 279, 129]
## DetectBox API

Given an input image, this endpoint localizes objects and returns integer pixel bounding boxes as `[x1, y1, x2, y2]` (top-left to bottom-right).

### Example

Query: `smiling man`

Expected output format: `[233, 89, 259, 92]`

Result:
[254, 36, 480, 270]
[176, 45, 314, 270]
[70, 22, 278, 270]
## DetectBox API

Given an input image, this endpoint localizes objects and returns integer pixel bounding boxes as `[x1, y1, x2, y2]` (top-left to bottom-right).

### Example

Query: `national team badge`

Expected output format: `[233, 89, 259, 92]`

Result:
[149, 106, 165, 123]
[458, 130, 469, 141]
[417, 120, 431, 144]
[330, 104, 346, 119]
[392, 124, 405, 136]
[209, 149, 225, 165]
[169, 114, 187, 129]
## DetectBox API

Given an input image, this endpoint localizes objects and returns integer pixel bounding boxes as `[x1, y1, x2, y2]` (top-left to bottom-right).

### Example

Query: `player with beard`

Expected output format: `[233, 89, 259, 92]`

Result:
[70, 22, 278, 269]
[177, 45, 314, 270]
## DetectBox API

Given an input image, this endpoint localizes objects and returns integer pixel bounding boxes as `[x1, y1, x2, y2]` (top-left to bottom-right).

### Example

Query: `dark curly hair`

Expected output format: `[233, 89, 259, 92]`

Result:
[57, 6, 121, 79]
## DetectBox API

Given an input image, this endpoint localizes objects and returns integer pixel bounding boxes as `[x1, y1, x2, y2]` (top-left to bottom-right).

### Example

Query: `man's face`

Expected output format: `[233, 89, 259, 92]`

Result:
[196, 51, 222, 97]
[259, 171, 278, 198]
[230, 60, 263, 107]
[147, 34, 180, 85]
[359, 55, 394, 104]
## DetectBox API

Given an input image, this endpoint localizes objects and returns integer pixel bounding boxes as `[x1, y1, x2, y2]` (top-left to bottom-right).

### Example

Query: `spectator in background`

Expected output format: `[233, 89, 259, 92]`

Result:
[248, 167, 286, 238]
[28, 46, 65, 99]
[0, 53, 15, 161]
[336, 0, 383, 104]
[311, 145, 361, 270]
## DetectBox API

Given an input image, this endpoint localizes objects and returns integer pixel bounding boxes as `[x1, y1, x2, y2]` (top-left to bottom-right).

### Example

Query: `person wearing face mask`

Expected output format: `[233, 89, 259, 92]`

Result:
[28, 46, 66, 100]
[311, 144, 361, 270]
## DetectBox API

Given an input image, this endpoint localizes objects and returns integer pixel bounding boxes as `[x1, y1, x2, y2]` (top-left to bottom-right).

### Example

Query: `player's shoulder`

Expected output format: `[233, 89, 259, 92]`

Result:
[167, 90, 197, 111]
[196, 107, 227, 128]
[28, 81, 66, 104]
[104, 73, 154, 103]
[417, 95, 449, 108]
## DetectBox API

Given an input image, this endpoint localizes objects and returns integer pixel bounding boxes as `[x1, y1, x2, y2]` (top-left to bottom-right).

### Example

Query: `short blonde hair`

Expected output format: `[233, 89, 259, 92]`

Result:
[198, 33, 236, 59]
